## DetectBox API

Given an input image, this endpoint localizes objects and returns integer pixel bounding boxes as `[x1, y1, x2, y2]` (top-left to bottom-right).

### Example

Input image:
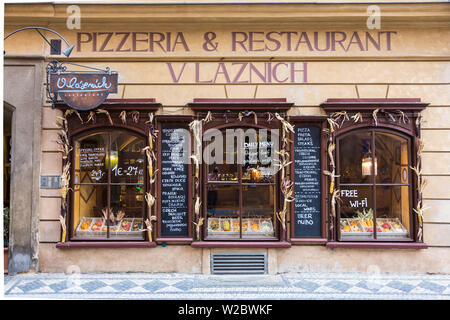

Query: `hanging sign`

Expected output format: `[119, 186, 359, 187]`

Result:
[49, 72, 118, 110]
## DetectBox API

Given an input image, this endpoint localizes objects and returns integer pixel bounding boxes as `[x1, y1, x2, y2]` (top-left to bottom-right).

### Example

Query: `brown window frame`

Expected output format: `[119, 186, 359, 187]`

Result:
[56, 99, 160, 248]
[336, 128, 414, 242]
[188, 98, 293, 248]
[321, 98, 429, 249]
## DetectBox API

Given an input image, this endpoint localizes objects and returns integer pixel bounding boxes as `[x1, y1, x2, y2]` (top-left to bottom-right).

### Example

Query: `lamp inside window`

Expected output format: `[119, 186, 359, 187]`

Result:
[361, 153, 377, 176]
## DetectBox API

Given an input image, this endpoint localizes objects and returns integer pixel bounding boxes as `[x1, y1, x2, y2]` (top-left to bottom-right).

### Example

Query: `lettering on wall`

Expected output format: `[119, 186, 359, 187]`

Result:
[74, 30, 397, 84]
[76, 31, 397, 53]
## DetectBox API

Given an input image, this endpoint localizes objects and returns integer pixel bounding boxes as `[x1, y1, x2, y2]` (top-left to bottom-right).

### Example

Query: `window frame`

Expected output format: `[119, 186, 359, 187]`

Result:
[70, 128, 148, 241]
[56, 99, 160, 247]
[335, 127, 414, 242]
[188, 98, 293, 248]
[201, 122, 280, 242]
[321, 98, 429, 248]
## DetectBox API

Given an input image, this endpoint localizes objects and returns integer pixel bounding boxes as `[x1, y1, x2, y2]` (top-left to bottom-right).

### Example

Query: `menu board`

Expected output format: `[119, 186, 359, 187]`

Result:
[79, 147, 107, 182]
[160, 127, 189, 237]
[293, 126, 322, 237]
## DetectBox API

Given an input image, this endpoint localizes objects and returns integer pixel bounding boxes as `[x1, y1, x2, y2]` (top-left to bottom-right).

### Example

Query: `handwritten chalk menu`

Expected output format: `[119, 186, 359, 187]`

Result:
[160, 127, 189, 237]
[293, 126, 322, 237]
[79, 147, 107, 182]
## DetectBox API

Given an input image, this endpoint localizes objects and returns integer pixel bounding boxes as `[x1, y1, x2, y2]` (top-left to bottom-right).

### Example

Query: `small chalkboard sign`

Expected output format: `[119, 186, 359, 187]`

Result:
[293, 125, 322, 237]
[160, 127, 189, 237]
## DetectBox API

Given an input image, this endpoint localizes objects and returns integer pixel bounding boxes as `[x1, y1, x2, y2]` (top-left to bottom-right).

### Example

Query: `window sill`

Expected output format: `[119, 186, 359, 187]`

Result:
[56, 241, 157, 249]
[191, 241, 291, 248]
[326, 242, 428, 249]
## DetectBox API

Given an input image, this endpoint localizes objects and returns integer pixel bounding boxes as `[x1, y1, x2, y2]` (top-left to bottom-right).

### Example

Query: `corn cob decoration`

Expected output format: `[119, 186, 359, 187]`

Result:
[143, 113, 158, 242]
[189, 112, 212, 240]
[272, 114, 295, 230]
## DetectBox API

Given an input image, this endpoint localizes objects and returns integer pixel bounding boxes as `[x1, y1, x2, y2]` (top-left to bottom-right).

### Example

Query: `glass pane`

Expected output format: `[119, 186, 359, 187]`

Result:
[74, 132, 108, 184]
[242, 129, 277, 184]
[375, 132, 409, 184]
[339, 186, 374, 240]
[110, 132, 146, 184]
[204, 128, 238, 182]
[242, 185, 275, 238]
[110, 185, 145, 239]
[206, 185, 240, 239]
[73, 184, 108, 238]
[339, 131, 373, 184]
[376, 186, 410, 239]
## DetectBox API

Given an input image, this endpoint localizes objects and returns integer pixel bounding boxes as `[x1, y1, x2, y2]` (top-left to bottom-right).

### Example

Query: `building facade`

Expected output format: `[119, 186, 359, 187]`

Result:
[3, 1, 450, 275]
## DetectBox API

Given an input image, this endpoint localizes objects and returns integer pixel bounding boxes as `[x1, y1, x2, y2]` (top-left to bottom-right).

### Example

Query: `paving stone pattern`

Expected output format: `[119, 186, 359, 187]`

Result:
[4, 273, 450, 300]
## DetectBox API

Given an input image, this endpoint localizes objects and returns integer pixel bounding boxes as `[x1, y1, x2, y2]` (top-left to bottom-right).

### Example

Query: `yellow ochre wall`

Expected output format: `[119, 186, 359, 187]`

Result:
[4, 2, 450, 274]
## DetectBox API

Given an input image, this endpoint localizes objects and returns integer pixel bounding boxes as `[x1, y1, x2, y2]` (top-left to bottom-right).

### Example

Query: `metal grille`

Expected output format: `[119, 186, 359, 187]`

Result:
[211, 253, 267, 274]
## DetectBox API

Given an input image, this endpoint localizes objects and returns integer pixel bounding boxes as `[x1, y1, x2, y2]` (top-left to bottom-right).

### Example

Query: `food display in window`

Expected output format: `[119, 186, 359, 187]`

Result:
[132, 219, 143, 231]
[242, 220, 248, 232]
[222, 219, 231, 231]
[76, 217, 145, 236]
[341, 214, 408, 237]
[209, 218, 220, 231]
[232, 219, 240, 231]
[120, 219, 132, 232]
[340, 218, 366, 235]
[79, 219, 92, 231]
[207, 218, 274, 236]
[91, 218, 104, 231]
[250, 220, 260, 231]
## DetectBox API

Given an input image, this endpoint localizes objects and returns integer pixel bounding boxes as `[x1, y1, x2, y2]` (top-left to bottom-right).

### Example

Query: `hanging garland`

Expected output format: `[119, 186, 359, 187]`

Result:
[55, 111, 73, 243]
[189, 111, 212, 240]
[273, 113, 295, 230]
[324, 109, 426, 241]
[412, 113, 427, 241]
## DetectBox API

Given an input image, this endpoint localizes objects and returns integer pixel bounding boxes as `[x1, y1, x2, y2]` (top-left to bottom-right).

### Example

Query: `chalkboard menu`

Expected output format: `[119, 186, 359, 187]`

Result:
[160, 127, 189, 237]
[293, 126, 322, 237]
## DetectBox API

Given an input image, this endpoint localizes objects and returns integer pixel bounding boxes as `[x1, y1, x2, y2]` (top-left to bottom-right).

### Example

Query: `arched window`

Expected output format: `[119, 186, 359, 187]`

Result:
[321, 98, 429, 246]
[71, 129, 147, 240]
[337, 128, 413, 241]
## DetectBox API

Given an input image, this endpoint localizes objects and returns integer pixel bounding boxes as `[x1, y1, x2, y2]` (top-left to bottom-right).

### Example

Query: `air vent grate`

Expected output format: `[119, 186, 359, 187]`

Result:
[211, 253, 267, 274]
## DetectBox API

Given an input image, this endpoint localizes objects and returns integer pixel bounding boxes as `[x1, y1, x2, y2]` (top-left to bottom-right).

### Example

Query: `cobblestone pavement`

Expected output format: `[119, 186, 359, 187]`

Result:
[4, 272, 450, 300]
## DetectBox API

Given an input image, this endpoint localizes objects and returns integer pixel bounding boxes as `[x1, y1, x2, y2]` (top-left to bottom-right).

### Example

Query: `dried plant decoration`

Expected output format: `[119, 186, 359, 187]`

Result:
[331, 111, 349, 128]
[265, 112, 274, 123]
[242, 111, 258, 124]
[96, 108, 114, 125]
[116, 210, 125, 224]
[351, 112, 363, 123]
[86, 111, 96, 124]
[271, 114, 295, 230]
[144, 216, 157, 242]
[65, 109, 83, 124]
[130, 110, 140, 123]
[119, 110, 127, 125]
[372, 108, 379, 126]
[61, 162, 71, 201]
[59, 215, 67, 243]
[204, 111, 213, 123]
[327, 118, 339, 133]
[193, 218, 205, 241]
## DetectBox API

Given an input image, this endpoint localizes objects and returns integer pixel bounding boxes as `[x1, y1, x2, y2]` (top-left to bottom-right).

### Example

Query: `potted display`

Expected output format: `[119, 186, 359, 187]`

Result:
[4, 207, 9, 274]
